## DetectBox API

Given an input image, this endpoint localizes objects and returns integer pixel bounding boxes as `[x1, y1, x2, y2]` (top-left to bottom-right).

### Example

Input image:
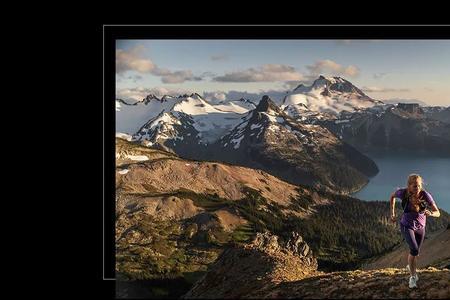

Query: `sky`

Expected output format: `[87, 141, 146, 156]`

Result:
[116, 40, 450, 106]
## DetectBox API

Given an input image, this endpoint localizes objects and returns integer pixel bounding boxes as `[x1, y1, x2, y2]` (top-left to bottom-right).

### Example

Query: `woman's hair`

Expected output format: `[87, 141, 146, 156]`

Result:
[406, 174, 426, 212]
[407, 173, 423, 193]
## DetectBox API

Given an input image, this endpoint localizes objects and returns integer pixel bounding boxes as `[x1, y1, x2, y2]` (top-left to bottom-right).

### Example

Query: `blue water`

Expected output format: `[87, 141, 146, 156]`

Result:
[352, 152, 450, 213]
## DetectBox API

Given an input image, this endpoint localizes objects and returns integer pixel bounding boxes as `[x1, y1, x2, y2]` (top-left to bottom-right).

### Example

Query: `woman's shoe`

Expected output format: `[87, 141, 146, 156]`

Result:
[409, 276, 417, 288]
[406, 265, 419, 281]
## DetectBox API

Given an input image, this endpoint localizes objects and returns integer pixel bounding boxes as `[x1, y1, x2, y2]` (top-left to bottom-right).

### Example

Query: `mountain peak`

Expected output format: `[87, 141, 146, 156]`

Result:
[143, 94, 161, 104]
[255, 95, 281, 113]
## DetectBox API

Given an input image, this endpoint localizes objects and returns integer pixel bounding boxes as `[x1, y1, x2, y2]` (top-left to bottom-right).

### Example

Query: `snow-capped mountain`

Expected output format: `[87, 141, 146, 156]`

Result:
[116, 95, 180, 134]
[218, 95, 313, 151]
[116, 93, 254, 139]
[118, 91, 379, 192]
[281, 76, 383, 117]
[213, 98, 257, 114]
[209, 96, 379, 193]
[130, 93, 251, 158]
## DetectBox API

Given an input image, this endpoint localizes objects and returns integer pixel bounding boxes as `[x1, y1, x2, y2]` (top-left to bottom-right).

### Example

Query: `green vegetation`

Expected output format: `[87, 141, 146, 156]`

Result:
[230, 224, 254, 243]
[231, 186, 285, 234]
[289, 189, 315, 210]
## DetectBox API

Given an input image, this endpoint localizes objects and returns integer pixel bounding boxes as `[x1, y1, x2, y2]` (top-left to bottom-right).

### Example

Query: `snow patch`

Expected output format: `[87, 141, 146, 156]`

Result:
[250, 123, 262, 130]
[126, 155, 149, 161]
[116, 132, 133, 141]
[231, 135, 245, 149]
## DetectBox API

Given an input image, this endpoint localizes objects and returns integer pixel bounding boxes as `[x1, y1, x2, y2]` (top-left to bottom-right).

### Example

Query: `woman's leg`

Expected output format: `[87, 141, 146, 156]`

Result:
[411, 227, 425, 275]
[408, 254, 417, 276]
[401, 225, 420, 276]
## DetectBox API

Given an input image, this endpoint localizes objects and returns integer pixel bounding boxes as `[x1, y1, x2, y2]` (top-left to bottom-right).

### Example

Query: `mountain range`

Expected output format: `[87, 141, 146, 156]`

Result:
[116, 76, 449, 194]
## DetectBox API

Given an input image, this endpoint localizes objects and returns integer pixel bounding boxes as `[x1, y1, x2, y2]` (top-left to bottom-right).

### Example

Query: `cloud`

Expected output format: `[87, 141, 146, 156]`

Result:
[206, 90, 289, 106]
[203, 91, 228, 102]
[306, 59, 360, 78]
[200, 71, 216, 78]
[151, 67, 172, 76]
[361, 86, 410, 93]
[116, 46, 155, 74]
[116, 46, 203, 84]
[161, 70, 202, 84]
[211, 54, 229, 61]
[127, 74, 143, 83]
[214, 64, 303, 82]
[373, 72, 388, 80]
[283, 81, 303, 90]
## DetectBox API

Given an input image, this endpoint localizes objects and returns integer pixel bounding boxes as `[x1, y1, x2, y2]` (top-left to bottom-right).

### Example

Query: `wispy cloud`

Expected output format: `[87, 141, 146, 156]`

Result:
[214, 64, 303, 82]
[306, 59, 360, 78]
[127, 74, 143, 83]
[116, 46, 155, 74]
[204, 89, 288, 105]
[210, 54, 229, 61]
[116, 45, 203, 84]
[160, 70, 202, 84]
[373, 72, 388, 80]
[283, 81, 303, 90]
[203, 91, 228, 102]
[361, 86, 410, 93]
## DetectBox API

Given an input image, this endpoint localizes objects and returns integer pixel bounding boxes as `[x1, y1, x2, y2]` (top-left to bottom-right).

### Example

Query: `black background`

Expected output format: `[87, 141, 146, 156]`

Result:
[78, 22, 450, 298]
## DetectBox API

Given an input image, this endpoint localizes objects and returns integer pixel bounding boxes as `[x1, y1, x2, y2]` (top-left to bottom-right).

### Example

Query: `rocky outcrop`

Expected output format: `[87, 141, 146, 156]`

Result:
[183, 232, 320, 299]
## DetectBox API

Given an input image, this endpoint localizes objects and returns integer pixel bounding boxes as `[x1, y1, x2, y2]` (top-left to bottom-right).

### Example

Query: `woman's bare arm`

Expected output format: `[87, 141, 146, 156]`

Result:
[390, 192, 396, 222]
[425, 203, 440, 217]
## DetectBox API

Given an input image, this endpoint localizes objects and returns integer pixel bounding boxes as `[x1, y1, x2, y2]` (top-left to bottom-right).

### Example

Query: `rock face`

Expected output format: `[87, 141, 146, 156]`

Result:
[397, 103, 422, 114]
[183, 232, 320, 299]
[183, 232, 450, 299]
